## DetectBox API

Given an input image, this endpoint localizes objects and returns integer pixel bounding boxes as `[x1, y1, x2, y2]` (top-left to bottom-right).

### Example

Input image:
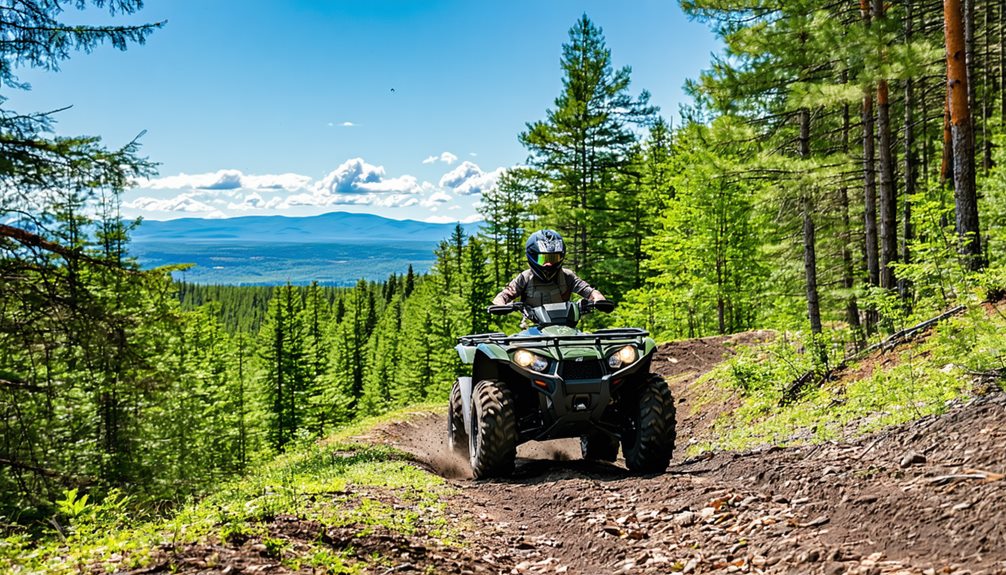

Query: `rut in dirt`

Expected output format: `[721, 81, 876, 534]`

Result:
[374, 335, 1006, 575]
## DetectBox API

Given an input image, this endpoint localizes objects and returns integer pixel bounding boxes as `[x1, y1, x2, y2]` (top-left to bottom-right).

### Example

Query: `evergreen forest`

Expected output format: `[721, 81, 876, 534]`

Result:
[5, 0, 1006, 544]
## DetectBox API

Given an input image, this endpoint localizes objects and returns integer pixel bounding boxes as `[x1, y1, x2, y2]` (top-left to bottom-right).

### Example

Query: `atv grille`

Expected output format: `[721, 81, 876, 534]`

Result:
[560, 359, 604, 380]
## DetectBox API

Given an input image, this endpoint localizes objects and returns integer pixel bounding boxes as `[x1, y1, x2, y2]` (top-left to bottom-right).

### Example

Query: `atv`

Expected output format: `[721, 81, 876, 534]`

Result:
[448, 299, 676, 479]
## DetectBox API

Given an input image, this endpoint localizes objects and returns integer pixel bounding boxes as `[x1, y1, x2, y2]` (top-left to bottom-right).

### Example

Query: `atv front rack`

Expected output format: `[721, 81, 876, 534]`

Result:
[458, 328, 649, 349]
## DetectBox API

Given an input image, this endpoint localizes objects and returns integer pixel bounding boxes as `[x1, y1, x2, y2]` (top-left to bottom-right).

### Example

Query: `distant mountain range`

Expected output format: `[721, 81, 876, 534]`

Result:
[131, 211, 478, 243]
[129, 212, 481, 286]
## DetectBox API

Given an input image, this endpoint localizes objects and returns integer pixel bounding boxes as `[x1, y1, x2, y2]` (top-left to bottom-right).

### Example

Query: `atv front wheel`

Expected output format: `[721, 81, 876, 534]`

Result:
[621, 374, 676, 473]
[580, 431, 619, 462]
[448, 379, 469, 457]
[468, 379, 517, 478]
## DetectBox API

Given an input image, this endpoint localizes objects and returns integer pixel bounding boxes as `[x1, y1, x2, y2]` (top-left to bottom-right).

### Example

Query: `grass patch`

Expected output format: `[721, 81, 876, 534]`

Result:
[687, 304, 1005, 456]
[1, 405, 450, 574]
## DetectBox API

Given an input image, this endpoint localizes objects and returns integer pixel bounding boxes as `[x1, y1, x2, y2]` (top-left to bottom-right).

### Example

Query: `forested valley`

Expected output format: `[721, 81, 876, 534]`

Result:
[6, 0, 1006, 557]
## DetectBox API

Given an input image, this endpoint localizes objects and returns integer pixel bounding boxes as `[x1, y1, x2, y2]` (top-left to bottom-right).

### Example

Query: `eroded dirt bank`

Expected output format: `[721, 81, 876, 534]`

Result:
[377, 337, 1006, 575]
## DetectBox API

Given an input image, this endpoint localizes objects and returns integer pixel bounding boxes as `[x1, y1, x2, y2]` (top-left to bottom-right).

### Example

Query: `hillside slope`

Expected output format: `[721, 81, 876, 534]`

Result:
[14, 330, 1004, 574]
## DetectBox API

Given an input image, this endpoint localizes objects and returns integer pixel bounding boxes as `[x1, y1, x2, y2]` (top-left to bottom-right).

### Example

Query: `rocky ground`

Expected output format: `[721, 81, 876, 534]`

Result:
[141, 335, 1006, 575]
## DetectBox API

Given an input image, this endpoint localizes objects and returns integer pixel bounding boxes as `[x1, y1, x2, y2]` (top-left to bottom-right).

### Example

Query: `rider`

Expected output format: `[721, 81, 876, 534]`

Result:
[492, 229, 605, 306]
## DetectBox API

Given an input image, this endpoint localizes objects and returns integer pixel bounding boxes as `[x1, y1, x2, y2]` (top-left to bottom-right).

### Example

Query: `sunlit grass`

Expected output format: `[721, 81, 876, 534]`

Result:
[687, 305, 1001, 456]
[0, 405, 451, 575]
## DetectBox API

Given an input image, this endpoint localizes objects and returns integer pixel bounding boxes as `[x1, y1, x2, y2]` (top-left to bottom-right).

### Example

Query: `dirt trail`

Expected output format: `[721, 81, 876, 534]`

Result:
[376, 337, 1006, 575]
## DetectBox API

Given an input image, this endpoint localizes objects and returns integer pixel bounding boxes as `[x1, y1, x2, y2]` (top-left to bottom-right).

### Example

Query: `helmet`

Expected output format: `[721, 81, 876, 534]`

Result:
[526, 229, 566, 281]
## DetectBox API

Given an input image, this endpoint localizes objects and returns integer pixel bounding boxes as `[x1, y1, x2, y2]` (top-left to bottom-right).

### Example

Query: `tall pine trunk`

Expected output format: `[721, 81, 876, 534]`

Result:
[901, 0, 917, 300]
[877, 78, 898, 290]
[840, 72, 862, 336]
[982, 1, 993, 171]
[945, 0, 983, 269]
[1001, 0, 1005, 128]
[800, 109, 822, 334]
[941, 88, 955, 186]
[874, 0, 898, 291]
[863, 89, 880, 328]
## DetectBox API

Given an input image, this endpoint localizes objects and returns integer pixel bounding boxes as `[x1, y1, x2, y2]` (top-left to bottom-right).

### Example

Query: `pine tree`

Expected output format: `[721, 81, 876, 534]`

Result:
[520, 14, 657, 297]
[479, 168, 534, 286]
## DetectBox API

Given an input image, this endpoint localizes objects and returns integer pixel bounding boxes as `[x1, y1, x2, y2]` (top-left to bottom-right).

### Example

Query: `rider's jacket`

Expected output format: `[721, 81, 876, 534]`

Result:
[491, 269, 598, 307]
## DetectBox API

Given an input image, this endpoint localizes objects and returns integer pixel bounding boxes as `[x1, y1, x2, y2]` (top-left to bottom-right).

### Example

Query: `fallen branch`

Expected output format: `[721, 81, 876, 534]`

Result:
[0, 377, 45, 393]
[851, 305, 966, 361]
[0, 223, 141, 273]
[779, 305, 968, 406]
[0, 457, 96, 485]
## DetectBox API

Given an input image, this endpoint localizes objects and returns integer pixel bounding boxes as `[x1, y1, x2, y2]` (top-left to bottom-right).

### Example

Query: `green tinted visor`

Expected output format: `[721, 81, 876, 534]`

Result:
[536, 252, 564, 265]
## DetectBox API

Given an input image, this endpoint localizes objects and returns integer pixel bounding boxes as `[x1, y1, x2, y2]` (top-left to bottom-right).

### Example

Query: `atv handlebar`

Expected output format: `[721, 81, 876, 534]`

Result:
[582, 299, 617, 313]
[485, 300, 617, 316]
[487, 304, 518, 316]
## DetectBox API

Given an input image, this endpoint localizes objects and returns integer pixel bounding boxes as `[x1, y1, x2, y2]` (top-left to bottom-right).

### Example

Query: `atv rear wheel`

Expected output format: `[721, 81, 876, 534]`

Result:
[580, 431, 619, 462]
[621, 374, 676, 473]
[448, 379, 469, 457]
[468, 379, 517, 479]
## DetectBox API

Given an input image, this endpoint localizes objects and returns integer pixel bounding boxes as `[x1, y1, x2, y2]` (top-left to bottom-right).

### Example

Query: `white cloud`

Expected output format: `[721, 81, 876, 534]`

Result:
[275, 159, 429, 210]
[424, 215, 458, 224]
[139, 170, 311, 192]
[422, 151, 458, 165]
[126, 193, 226, 217]
[245, 173, 313, 190]
[226, 192, 286, 211]
[126, 157, 507, 220]
[439, 161, 502, 196]
[375, 194, 420, 208]
[341, 121, 355, 127]
[312, 158, 424, 197]
[461, 213, 484, 224]
[421, 190, 452, 208]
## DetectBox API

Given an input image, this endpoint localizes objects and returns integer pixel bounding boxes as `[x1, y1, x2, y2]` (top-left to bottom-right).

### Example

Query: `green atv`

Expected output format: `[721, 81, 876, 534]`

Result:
[448, 300, 676, 479]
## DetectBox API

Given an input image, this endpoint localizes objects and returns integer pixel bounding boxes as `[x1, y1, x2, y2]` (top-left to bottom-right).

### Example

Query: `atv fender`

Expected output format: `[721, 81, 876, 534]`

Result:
[455, 343, 477, 364]
[642, 337, 657, 357]
[458, 376, 474, 431]
[475, 342, 509, 362]
[461, 344, 510, 431]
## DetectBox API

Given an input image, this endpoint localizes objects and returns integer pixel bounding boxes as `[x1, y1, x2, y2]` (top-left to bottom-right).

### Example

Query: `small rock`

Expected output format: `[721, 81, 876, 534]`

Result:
[900, 451, 926, 468]
[801, 550, 821, 563]
[675, 511, 696, 526]
[799, 515, 830, 528]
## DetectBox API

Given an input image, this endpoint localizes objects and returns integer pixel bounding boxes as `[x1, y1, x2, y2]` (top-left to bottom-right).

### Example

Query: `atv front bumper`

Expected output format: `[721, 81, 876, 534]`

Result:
[512, 356, 652, 443]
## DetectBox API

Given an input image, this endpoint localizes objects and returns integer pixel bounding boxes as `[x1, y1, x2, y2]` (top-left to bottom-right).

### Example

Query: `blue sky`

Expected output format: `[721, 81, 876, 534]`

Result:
[5, 0, 720, 222]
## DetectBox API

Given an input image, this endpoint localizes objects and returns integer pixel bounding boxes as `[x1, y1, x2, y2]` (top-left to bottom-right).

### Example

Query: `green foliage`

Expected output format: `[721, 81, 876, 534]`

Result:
[616, 118, 767, 339]
[56, 489, 89, 519]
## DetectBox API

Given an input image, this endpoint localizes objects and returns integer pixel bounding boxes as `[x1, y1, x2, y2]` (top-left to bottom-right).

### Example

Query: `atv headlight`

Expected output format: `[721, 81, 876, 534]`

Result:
[513, 349, 549, 372]
[608, 345, 638, 369]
